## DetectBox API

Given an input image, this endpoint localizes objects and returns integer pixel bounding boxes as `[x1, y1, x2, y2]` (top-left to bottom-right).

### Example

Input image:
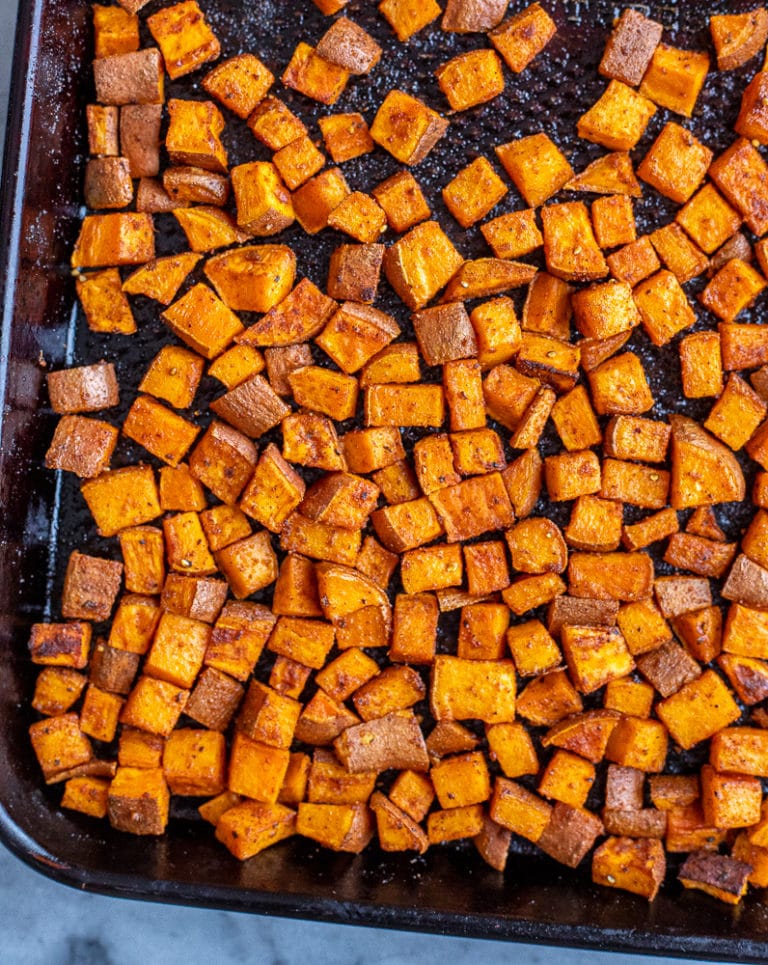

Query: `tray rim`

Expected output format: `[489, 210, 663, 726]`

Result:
[0, 2, 767, 960]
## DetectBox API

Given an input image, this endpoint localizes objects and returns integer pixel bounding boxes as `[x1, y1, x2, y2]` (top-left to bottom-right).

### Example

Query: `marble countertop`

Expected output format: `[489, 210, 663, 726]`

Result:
[0, 1, 728, 962]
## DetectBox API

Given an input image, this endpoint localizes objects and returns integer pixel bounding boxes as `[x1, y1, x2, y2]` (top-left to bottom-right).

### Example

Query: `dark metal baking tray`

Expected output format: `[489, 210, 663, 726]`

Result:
[3, 0, 768, 958]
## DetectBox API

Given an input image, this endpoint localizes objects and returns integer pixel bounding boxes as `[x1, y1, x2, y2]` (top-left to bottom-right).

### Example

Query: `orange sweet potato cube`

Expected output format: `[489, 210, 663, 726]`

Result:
[561, 625, 635, 694]
[122, 394, 200, 467]
[383, 220, 463, 310]
[139, 345, 204, 410]
[567, 151, 642, 197]
[86, 103, 119, 156]
[604, 677, 654, 718]
[430, 655, 516, 723]
[588, 351, 654, 415]
[431, 751, 491, 809]
[147, 1, 219, 80]
[371, 90, 448, 166]
[436, 49, 505, 112]
[442, 156, 507, 228]
[248, 96, 307, 151]
[637, 122, 713, 204]
[82, 465, 161, 538]
[202, 53, 273, 118]
[230, 161, 294, 236]
[76, 268, 136, 333]
[389, 592, 439, 664]
[489, 3, 557, 73]
[379, 0, 440, 41]
[93, 4, 138, 59]
[282, 42, 349, 106]
[705, 373, 767, 450]
[161, 727, 226, 797]
[207, 344, 265, 391]
[639, 44, 710, 117]
[496, 133, 572, 209]
[319, 113, 374, 163]
[166, 99, 227, 173]
[649, 225, 708, 284]
[45, 415, 118, 479]
[676, 184, 741, 255]
[572, 279, 641, 340]
[578, 80, 656, 151]
[701, 764, 762, 829]
[593, 836, 666, 900]
[538, 749, 595, 808]
[489, 777, 551, 843]
[657, 669, 740, 750]
[228, 732, 290, 802]
[108, 766, 170, 835]
[710, 137, 768, 236]
[215, 800, 296, 859]
[162, 283, 243, 360]
[372, 170, 430, 232]
[215, 531, 278, 599]
[565, 494, 623, 552]
[568, 551, 653, 602]
[700, 258, 767, 322]
[591, 195, 636, 249]
[679, 331, 724, 398]
[541, 201, 608, 282]
[291, 167, 350, 235]
[607, 236, 661, 287]
[327, 194, 387, 244]
[173, 206, 248, 251]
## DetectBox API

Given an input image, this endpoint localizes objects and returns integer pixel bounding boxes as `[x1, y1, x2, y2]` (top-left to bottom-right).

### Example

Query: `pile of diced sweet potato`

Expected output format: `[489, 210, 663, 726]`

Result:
[28, 0, 768, 906]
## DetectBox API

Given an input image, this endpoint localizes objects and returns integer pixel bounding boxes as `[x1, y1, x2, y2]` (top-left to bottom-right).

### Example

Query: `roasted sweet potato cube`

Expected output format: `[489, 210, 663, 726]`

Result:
[679, 331, 723, 399]
[313, 18, 380, 76]
[593, 836, 666, 901]
[208, 344, 265, 390]
[637, 122, 712, 204]
[567, 151, 641, 197]
[700, 258, 766, 322]
[108, 766, 169, 835]
[489, 3, 556, 73]
[236, 679, 301, 750]
[60, 550, 122, 623]
[248, 97, 306, 152]
[229, 160, 294, 236]
[515, 669, 583, 727]
[214, 531, 277, 599]
[147, 1, 220, 80]
[77, 268, 137, 337]
[122, 395, 199, 468]
[468, 295, 523, 371]
[162, 166, 229, 207]
[441, 258, 536, 303]
[711, 9, 768, 69]
[86, 104, 118, 156]
[372, 496, 443, 552]
[268, 133, 325, 194]
[173, 205, 249, 250]
[121, 674, 188, 737]
[649, 225, 708, 285]
[538, 749, 595, 808]
[61, 775, 110, 818]
[93, 4, 138, 59]
[228, 732, 290, 802]
[202, 53, 274, 118]
[93, 48, 164, 105]
[281, 42, 350, 106]
[166, 99, 227, 173]
[82, 465, 161, 538]
[372, 170, 429, 232]
[352, 664, 425, 721]
[489, 777, 551, 843]
[616, 598, 672, 657]
[710, 137, 768, 236]
[430, 751, 491, 810]
[560, 625, 634, 695]
[383, 220, 463, 310]
[571, 279, 640, 342]
[538, 801, 604, 869]
[599, 8, 663, 86]
[204, 601, 275, 681]
[600, 459, 669, 509]
[32, 666, 87, 716]
[603, 415, 670, 464]
[442, 156, 507, 228]
[436, 49, 504, 113]
[45, 415, 118, 479]
[623, 508, 677, 553]
[700, 764, 762, 830]
[290, 166, 350, 235]
[656, 669, 740, 750]
[297, 801, 374, 852]
[162, 283, 244, 361]
[496, 133, 572, 209]
[481, 209, 542, 262]
[216, 800, 295, 859]
[138, 345, 204, 411]
[678, 851, 752, 905]
[84, 155, 133, 210]
[107, 594, 161, 656]
[565, 490, 625, 552]
[371, 90, 448, 166]
[588, 351, 654, 415]
[705, 372, 767, 451]
[379, 0, 440, 41]
[591, 195, 636, 250]
[640, 44, 710, 117]
[430, 655, 516, 724]
[603, 716, 668, 772]
[544, 449, 601, 502]
[541, 202, 608, 282]
[578, 81, 656, 151]
[568, 550, 654, 602]
[607, 236, 661, 287]
[185, 666, 243, 731]
[116, 527, 163, 597]
[676, 184, 741, 256]
[371, 792, 428, 854]
[428, 472, 514, 543]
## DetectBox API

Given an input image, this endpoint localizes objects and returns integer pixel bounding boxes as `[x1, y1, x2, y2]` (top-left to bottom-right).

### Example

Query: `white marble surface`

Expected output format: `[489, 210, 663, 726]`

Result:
[0, 2, 725, 963]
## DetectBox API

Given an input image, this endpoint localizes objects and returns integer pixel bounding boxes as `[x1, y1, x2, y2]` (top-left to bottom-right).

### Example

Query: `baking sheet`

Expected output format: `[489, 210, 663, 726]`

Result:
[2, 0, 768, 958]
